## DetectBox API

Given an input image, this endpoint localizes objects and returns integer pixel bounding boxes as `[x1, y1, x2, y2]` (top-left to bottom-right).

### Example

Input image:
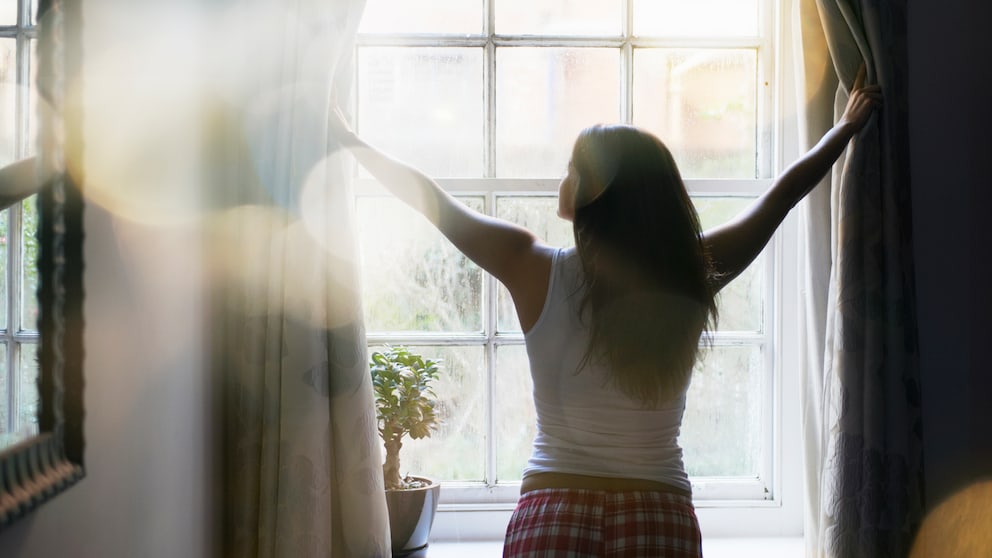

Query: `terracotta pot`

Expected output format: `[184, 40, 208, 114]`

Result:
[385, 476, 441, 558]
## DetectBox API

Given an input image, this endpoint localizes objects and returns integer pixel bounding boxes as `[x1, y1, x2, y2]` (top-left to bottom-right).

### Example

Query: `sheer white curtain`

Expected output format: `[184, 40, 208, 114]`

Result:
[795, 1, 841, 554]
[206, 0, 391, 556]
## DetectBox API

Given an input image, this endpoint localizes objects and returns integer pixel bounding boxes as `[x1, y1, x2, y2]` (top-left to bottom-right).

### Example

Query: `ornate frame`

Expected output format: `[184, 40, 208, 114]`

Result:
[0, 0, 85, 529]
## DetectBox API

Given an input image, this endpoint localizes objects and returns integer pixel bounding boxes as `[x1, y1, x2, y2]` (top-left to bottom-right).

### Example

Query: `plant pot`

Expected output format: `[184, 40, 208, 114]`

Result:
[385, 476, 441, 558]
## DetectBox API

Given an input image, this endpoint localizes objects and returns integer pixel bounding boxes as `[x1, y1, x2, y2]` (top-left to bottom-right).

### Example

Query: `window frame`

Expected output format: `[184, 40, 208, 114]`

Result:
[352, 0, 804, 539]
[0, 0, 39, 442]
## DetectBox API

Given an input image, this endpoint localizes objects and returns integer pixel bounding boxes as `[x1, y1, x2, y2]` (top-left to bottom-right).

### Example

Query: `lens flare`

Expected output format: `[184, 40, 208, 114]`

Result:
[205, 203, 362, 329]
[911, 480, 992, 557]
[64, 9, 203, 227]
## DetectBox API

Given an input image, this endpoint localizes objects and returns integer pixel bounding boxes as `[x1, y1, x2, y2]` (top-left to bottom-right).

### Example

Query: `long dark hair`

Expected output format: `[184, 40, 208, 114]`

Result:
[570, 124, 718, 407]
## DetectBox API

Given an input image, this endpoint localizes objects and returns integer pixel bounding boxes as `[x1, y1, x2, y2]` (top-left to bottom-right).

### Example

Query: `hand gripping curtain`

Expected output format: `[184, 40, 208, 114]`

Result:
[205, 0, 390, 556]
[796, 0, 925, 556]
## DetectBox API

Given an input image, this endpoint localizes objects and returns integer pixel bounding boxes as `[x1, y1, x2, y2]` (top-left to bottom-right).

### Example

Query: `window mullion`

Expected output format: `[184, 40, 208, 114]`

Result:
[484, 191, 498, 487]
[3, 340, 11, 433]
[10, 205, 21, 336]
[757, 0, 778, 179]
[621, 0, 633, 124]
[482, 4, 498, 490]
[17, 0, 26, 28]
[4, 194, 19, 437]
[484, 34, 495, 178]
[4, 0, 29, 435]
[764, 218, 781, 498]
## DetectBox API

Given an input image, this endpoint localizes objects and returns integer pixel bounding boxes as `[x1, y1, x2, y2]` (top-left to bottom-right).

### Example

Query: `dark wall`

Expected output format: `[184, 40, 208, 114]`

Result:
[908, 0, 992, 508]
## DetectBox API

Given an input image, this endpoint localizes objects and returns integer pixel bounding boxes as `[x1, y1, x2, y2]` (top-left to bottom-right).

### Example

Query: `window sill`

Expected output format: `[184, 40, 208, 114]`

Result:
[427, 537, 804, 557]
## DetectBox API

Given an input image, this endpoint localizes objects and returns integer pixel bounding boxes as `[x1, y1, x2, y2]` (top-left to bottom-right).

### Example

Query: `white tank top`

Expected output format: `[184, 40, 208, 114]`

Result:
[522, 247, 691, 493]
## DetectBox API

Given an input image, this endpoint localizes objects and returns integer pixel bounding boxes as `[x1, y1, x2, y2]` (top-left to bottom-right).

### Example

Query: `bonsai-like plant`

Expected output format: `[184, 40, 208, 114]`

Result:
[369, 345, 442, 490]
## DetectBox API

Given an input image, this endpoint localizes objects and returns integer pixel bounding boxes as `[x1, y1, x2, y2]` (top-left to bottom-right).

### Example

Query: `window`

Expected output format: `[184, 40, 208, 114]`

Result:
[352, 0, 800, 538]
[0, 0, 39, 447]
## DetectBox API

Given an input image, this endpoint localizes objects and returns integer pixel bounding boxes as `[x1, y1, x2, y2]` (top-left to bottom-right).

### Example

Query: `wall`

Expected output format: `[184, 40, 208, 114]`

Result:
[0, 207, 212, 558]
[0, 1, 214, 556]
[908, 0, 992, 511]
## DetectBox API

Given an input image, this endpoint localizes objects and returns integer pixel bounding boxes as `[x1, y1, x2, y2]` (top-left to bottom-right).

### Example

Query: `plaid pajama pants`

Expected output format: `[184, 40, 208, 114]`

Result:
[503, 488, 702, 557]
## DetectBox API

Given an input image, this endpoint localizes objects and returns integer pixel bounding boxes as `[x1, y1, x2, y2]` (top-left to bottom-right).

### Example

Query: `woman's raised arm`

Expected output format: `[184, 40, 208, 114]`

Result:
[0, 156, 44, 211]
[329, 108, 554, 327]
[703, 64, 882, 292]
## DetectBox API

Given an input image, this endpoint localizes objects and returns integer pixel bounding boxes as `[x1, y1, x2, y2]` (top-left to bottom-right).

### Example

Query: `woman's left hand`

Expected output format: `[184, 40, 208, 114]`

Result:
[839, 63, 883, 131]
[328, 104, 358, 144]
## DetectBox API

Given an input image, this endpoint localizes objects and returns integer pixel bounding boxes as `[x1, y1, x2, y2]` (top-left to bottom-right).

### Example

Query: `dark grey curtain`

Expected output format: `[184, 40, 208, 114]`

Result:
[814, 0, 925, 555]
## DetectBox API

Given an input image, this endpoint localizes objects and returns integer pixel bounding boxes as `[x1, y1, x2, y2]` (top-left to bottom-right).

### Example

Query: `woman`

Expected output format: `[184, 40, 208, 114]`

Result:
[0, 156, 45, 211]
[331, 64, 881, 557]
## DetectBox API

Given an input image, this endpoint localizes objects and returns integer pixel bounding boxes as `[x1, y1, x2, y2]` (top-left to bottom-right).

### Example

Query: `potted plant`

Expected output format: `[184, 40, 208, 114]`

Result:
[370, 345, 443, 558]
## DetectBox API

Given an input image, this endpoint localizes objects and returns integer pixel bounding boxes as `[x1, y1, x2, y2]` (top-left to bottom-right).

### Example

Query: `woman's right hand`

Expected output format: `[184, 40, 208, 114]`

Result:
[328, 104, 358, 145]
[838, 63, 883, 132]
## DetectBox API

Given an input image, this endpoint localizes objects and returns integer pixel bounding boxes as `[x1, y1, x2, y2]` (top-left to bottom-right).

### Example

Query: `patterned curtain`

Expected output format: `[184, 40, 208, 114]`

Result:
[206, 0, 390, 556]
[799, 0, 925, 556]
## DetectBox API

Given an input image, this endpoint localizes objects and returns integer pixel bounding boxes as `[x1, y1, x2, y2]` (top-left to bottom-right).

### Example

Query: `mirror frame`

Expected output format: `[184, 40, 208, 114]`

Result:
[0, 0, 85, 529]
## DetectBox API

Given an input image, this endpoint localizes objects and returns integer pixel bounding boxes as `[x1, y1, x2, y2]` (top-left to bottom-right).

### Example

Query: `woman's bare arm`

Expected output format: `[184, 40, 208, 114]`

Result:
[0, 156, 44, 211]
[703, 64, 882, 292]
[330, 108, 553, 328]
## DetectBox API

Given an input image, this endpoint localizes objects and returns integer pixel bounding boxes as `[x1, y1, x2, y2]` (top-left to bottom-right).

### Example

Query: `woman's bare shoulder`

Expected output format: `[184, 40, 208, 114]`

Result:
[512, 243, 559, 333]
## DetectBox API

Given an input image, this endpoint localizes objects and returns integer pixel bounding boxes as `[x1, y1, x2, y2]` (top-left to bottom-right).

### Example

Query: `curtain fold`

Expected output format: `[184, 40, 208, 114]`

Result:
[799, 0, 924, 556]
[207, 0, 390, 556]
[794, 2, 838, 555]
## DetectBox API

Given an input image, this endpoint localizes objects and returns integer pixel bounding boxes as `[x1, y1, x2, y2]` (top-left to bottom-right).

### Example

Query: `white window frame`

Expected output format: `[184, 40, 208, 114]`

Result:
[353, 0, 804, 539]
[0, 0, 39, 443]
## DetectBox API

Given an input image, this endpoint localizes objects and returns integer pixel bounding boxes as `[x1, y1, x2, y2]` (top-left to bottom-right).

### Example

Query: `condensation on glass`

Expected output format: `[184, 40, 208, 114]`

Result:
[0, 39, 15, 164]
[633, 49, 758, 179]
[357, 0, 481, 35]
[494, 344, 534, 482]
[495, 0, 621, 36]
[495, 196, 572, 332]
[357, 47, 483, 178]
[682, 344, 764, 477]
[376, 344, 487, 482]
[633, 0, 759, 37]
[0, 0, 15, 26]
[357, 196, 484, 333]
[496, 47, 620, 178]
[694, 197, 763, 332]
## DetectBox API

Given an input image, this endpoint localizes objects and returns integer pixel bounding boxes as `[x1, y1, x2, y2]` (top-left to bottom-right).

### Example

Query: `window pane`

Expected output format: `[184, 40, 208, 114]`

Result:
[17, 342, 36, 434]
[496, 0, 620, 36]
[0, 343, 6, 434]
[20, 194, 37, 330]
[357, 47, 483, 177]
[0, 0, 14, 25]
[26, 38, 36, 156]
[496, 47, 620, 177]
[358, 196, 484, 333]
[494, 344, 534, 482]
[0, 39, 15, 165]
[682, 344, 763, 477]
[0, 209, 6, 330]
[495, 196, 573, 332]
[358, 0, 481, 34]
[692, 197, 762, 332]
[633, 49, 757, 179]
[377, 344, 486, 482]
[634, 0, 759, 37]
